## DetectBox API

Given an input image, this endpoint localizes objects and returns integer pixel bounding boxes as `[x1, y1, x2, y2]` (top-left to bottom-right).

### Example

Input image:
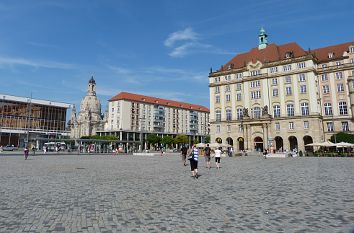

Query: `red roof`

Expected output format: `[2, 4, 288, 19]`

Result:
[109, 92, 210, 113]
[311, 41, 354, 62]
[218, 41, 354, 71]
[221, 43, 308, 71]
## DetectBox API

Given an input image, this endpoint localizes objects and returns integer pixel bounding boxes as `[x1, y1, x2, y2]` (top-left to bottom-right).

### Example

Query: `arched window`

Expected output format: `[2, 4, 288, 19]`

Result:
[215, 110, 221, 122]
[287, 104, 294, 116]
[252, 107, 261, 118]
[226, 109, 232, 121]
[301, 102, 309, 116]
[273, 105, 281, 117]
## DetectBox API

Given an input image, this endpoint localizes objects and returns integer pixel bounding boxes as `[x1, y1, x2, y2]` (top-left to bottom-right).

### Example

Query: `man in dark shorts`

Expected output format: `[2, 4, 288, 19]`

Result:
[181, 145, 188, 166]
[204, 144, 211, 169]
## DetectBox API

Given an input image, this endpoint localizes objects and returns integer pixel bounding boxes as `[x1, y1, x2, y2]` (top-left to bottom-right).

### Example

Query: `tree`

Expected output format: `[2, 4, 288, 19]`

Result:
[330, 132, 354, 143]
[192, 138, 199, 144]
[205, 135, 210, 143]
[147, 134, 161, 146]
[161, 136, 174, 148]
[174, 134, 188, 145]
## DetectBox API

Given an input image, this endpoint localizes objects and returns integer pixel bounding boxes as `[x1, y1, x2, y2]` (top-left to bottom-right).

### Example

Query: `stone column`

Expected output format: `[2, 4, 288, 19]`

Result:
[347, 76, 354, 118]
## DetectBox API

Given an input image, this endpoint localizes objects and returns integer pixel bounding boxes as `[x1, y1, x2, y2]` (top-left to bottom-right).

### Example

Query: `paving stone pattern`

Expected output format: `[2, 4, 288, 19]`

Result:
[0, 155, 353, 233]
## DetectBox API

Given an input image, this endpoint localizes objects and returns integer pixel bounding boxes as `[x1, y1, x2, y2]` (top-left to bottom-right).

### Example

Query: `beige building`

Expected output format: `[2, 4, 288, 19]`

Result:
[99, 92, 209, 150]
[209, 28, 354, 152]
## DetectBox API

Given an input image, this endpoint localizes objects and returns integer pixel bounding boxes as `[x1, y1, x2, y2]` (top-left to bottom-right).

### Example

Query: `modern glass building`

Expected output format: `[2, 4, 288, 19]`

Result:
[0, 94, 71, 148]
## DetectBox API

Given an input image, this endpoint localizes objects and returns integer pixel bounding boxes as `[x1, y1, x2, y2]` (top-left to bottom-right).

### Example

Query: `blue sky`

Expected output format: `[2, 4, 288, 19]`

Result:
[0, 0, 353, 115]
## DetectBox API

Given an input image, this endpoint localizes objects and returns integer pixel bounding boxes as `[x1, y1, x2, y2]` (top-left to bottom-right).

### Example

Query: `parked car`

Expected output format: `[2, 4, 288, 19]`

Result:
[2, 145, 18, 151]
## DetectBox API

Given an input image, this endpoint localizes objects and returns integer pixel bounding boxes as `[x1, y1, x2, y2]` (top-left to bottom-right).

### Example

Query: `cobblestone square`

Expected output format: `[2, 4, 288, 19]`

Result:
[0, 154, 353, 232]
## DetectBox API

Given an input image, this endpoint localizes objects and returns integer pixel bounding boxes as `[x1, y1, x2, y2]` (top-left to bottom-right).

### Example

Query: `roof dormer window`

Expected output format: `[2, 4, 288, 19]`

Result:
[328, 52, 334, 58]
[350, 46, 354, 53]
[285, 51, 293, 59]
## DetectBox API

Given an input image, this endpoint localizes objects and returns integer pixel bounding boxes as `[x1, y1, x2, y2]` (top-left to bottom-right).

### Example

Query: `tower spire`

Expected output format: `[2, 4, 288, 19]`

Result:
[258, 27, 268, 50]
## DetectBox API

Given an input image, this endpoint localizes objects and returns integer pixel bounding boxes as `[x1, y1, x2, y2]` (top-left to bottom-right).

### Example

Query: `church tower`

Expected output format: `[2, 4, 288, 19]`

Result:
[88, 76, 96, 96]
[258, 27, 268, 50]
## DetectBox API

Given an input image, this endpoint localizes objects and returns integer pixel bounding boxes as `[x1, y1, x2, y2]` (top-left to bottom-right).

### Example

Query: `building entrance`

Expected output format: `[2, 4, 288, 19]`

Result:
[254, 136, 263, 152]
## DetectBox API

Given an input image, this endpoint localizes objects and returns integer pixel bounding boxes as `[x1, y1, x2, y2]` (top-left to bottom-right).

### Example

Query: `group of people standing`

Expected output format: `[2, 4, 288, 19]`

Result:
[181, 144, 223, 179]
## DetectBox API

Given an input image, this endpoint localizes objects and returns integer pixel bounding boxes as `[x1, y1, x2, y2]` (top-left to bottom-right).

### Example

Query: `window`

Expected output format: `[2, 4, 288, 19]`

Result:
[270, 67, 278, 73]
[275, 122, 280, 131]
[215, 96, 220, 103]
[252, 107, 261, 118]
[238, 124, 243, 132]
[215, 110, 221, 122]
[342, 122, 349, 131]
[327, 122, 334, 132]
[298, 73, 306, 82]
[324, 103, 333, 115]
[286, 86, 292, 95]
[337, 83, 344, 92]
[216, 125, 220, 133]
[215, 86, 220, 94]
[272, 88, 278, 97]
[236, 73, 243, 79]
[301, 102, 309, 116]
[250, 80, 260, 88]
[322, 64, 327, 69]
[111, 107, 114, 112]
[323, 85, 330, 94]
[236, 83, 242, 91]
[351, 58, 354, 64]
[300, 85, 307, 93]
[336, 61, 342, 66]
[226, 94, 231, 102]
[328, 52, 334, 58]
[350, 47, 354, 53]
[285, 76, 292, 83]
[283, 65, 292, 72]
[251, 91, 261, 99]
[289, 122, 294, 130]
[225, 85, 231, 92]
[227, 125, 231, 132]
[250, 70, 260, 76]
[226, 109, 232, 121]
[335, 72, 343, 79]
[287, 104, 294, 116]
[321, 74, 328, 81]
[339, 102, 348, 115]
[236, 93, 242, 101]
[304, 121, 309, 129]
[215, 77, 220, 83]
[297, 62, 306, 69]
[272, 78, 278, 85]
[273, 105, 281, 117]
[237, 108, 243, 120]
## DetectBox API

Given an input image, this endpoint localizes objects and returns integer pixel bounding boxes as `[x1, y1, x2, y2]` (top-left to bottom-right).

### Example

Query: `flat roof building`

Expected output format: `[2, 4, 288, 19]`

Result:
[0, 93, 71, 148]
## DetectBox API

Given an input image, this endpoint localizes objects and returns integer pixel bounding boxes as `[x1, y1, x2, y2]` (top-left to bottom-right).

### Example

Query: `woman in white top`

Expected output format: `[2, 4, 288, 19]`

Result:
[214, 147, 222, 169]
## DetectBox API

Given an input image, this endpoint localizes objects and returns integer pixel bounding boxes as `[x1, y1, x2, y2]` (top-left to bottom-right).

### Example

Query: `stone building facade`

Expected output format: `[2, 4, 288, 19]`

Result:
[209, 28, 354, 152]
[69, 77, 106, 138]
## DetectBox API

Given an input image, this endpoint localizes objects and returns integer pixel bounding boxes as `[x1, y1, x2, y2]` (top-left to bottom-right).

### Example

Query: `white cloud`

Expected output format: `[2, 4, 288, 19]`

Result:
[164, 27, 198, 47]
[0, 56, 74, 69]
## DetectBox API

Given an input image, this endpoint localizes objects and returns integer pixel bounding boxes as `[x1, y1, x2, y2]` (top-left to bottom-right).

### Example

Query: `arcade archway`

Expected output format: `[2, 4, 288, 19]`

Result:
[237, 137, 244, 151]
[303, 135, 313, 152]
[226, 137, 233, 146]
[254, 136, 263, 152]
[274, 136, 283, 152]
[289, 136, 298, 151]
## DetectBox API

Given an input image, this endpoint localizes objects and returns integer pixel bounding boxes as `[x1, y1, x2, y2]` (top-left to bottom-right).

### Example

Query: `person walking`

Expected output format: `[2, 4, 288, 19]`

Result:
[181, 145, 188, 166]
[214, 147, 222, 169]
[204, 144, 211, 169]
[189, 145, 199, 179]
[24, 147, 29, 160]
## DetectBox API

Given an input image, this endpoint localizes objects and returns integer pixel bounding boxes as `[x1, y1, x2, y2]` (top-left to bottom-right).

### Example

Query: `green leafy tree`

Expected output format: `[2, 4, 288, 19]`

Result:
[330, 132, 354, 143]
[192, 138, 199, 145]
[205, 135, 210, 143]
[174, 134, 188, 145]
[147, 134, 161, 145]
[161, 136, 174, 148]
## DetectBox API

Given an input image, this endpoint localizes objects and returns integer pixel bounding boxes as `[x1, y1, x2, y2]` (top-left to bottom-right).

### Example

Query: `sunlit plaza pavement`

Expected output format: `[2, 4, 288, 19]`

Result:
[0, 154, 353, 233]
